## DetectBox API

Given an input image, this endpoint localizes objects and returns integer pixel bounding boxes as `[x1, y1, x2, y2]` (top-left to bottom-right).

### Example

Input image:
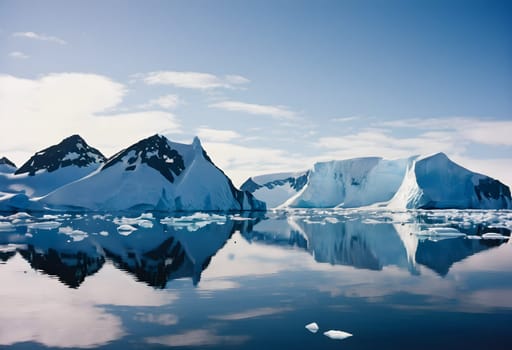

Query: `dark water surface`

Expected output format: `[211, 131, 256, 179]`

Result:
[0, 209, 511, 349]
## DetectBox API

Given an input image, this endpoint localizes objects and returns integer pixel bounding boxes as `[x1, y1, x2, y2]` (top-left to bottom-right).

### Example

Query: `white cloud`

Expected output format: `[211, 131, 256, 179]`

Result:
[377, 117, 512, 146]
[0, 73, 181, 163]
[316, 129, 464, 159]
[209, 100, 296, 120]
[142, 71, 249, 89]
[196, 127, 240, 142]
[12, 31, 67, 45]
[143, 94, 180, 109]
[330, 116, 361, 122]
[92, 111, 182, 157]
[8, 51, 29, 59]
[196, 141, 309, 186]
[460, 120, 512, 146]
[225, 74, 250, 85]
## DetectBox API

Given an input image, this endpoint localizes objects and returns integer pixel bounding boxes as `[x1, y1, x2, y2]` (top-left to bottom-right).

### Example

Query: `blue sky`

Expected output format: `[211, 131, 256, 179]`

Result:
[1, 0, 511, 185]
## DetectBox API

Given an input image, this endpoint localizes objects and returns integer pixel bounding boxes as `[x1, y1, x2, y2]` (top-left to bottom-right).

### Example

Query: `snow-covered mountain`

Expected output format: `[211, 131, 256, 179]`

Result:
[283, 157, 413, 208]
[388, 152, 511, 209]
[0, 157, 17, 174]
[41, 134, 265, 211]
[245, 153, 511, 210]
[0, 135, 105, 197]
[241, 171, 309, 208]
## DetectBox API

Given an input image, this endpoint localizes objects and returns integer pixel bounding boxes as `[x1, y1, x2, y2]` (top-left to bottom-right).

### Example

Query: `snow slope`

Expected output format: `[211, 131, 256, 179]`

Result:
[241, 171, 309, 208]
[0, 135, 105, 197]
[283, 157, 412, 208]
[388, 152, 511, 209]
[41, 135, 265, 211]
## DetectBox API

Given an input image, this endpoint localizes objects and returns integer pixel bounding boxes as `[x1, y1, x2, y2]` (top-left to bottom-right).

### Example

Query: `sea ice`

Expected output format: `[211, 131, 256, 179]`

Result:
[117, 224, 137, 235]
[323, 330, 353, 340]
[482, 232, 509, 240]
[305, 322, 319, 333]
[27, 221, 62, 230]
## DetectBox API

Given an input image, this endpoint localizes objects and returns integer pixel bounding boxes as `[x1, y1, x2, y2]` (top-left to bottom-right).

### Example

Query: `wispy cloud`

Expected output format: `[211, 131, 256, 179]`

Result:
[209, 100, 296, 120]
[12, 31, 66, 45]
[196, 127, 241, 142]
[316, 128, 465, 159]
[142, 94, 180, 109]
[330, 116, 361, 122]
[0, 73, 181, 162]
[8, 51, 29, 59]
[194, 141, 309, 185]
[141, 71, 249, 89]
[225, 74, 250, 85]
[376, 117, 512, 146]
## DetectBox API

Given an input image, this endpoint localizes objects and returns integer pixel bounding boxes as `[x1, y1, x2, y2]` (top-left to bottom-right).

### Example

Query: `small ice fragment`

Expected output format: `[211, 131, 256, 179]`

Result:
[305, 322, 319, 333]
[323, 330, 353, 340]
[482, 232, 509, 240]
[137, 219, 154, 228]
[117, 224, 137, 236]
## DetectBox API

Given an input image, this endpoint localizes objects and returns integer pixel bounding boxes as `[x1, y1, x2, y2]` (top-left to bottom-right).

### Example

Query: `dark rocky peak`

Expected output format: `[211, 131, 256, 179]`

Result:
[0, 157, 16, 168]
[101, 134, 185, 183]
[15, 134, 106, 176]
[240, 178, 261, 193]
[241, 171, 310, 193]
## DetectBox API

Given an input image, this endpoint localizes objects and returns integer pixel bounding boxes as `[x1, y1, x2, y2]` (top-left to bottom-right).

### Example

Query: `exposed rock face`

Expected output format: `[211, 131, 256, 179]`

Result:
[15, 134, 105, 176]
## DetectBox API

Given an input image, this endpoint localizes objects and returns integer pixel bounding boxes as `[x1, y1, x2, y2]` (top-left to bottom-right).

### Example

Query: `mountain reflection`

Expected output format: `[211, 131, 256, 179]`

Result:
[0, 211, 509, 288]
[0, 213, 248, 288]
[245, 212, 509, 276]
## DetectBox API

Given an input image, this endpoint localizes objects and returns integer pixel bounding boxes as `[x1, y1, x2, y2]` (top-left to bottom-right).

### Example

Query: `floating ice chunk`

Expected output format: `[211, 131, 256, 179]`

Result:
[324, 217, 339, 224]
[117, 224, 137, 236]
[58, 226, 88, 241]
[8, 212, 32, 220]
[305, 322, 319, 333]
[137, 219, 154, 228]
[99, 230, 109, 236]
[482, 233, 509, 240]
[466, 235, 482, 240]
[28, 221, 61, 230]
[0, 222, 14, 231]
[160, 213, 227, 231]
[415, 227, 466, 240]
[139, 212, 154, 220]
[323, 330, 353, 340]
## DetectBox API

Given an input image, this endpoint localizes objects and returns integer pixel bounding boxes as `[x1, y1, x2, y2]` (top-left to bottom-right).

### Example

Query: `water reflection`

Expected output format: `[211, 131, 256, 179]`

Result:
[0, 212, 251, 288]
[0, 210, 511, 349]
[0, 210, 509, 288]
[245, 211, 509, 277]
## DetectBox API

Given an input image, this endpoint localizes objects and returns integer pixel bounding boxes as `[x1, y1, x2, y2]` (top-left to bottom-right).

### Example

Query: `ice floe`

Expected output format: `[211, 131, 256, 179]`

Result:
[117, 224, 137, 235]
[27, 221, 62, 230]
[323, 330, 353, 340]
[482, 232, 509, 240]
[305, 322, 319, 333]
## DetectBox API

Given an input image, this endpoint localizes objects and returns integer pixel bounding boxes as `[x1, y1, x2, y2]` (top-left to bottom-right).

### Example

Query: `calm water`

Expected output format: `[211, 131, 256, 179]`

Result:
[0, 209, 511, 350]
